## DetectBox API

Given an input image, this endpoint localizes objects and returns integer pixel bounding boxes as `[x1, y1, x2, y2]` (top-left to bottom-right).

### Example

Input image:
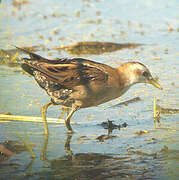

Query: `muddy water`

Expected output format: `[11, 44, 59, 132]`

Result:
[0, 0, 179, 179]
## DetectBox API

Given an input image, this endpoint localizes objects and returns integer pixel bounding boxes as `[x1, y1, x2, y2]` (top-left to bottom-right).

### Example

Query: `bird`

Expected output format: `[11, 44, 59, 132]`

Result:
[16, 47, 162, 134]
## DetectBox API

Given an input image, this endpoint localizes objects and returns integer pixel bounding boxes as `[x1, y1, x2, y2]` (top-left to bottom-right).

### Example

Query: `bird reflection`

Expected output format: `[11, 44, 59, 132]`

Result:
[40, 123, 118, 162]
[41, 133, 49, 161]
[45, 133, 134, 179]
[40, 133, 73, 162]
[64, 134, 73, 156]
[1, 132, 160, 179]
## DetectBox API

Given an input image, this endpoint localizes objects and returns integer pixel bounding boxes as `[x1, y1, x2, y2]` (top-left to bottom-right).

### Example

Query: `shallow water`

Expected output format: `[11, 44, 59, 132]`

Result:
[0, 0, 179, 179]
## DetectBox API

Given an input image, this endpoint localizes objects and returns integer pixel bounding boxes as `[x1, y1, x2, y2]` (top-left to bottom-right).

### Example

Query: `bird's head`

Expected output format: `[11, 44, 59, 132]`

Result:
[118, 62, 163, 90]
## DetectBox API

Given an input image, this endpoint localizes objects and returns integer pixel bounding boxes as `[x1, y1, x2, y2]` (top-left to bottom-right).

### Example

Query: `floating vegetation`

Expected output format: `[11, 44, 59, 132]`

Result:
[55, 41, 142, 55]
[134, 130, 149, 135]
[99, 120, 120, 130]
[96, 134, 117, 142]
[99, 120, 127, 130]
[97, 121, 127, 141]
[156, 105, 179, 114]
[76, 136, 91, 143]
[110, 97, 141, 108]
[153, 97, 179, 127]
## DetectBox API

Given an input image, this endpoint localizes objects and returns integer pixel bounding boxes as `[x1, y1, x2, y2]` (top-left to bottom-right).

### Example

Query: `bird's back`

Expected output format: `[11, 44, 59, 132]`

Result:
[18, 47, 120, 108]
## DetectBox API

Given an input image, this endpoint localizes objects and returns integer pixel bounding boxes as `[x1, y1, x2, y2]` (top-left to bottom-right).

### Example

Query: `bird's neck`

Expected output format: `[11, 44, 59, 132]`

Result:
[116, 65, 138, 88]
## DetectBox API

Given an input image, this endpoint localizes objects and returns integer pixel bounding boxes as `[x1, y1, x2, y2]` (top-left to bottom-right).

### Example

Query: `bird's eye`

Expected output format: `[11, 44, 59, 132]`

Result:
[142, 71, 148, 77]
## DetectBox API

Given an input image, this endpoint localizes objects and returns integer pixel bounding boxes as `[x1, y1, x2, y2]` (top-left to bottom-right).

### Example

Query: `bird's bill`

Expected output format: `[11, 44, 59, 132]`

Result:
[148, 79, 163, 90]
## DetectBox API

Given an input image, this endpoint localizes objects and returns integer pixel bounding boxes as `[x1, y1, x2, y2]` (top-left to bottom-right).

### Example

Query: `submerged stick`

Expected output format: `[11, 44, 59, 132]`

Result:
[0, 114, 66, 123]
[156, 105, 179, 114]
[109, 97, 141, 108]
[153, 97, 156, 118]
[153, 97, 161, 127]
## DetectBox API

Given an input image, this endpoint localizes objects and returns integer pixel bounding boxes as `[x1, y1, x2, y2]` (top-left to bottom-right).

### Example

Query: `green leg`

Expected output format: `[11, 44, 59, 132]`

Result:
[41, 102, 53, 135]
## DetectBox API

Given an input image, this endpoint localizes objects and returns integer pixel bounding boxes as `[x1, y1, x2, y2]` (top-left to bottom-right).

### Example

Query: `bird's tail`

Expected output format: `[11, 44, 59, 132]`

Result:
[14, 46, 50, 63]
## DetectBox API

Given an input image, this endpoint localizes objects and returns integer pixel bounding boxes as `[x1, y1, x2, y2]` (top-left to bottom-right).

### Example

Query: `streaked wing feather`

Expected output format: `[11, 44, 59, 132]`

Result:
[25, 62, 108, 89]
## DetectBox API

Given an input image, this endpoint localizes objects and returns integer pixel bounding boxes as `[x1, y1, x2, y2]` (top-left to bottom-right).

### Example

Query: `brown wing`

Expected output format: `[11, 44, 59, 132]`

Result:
[18, 46, 109, 90]
[27, 62, 108, 89]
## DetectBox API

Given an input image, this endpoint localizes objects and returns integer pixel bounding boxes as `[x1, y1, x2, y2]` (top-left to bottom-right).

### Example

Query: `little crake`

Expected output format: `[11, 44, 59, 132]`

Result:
[17, 47, 162, 134]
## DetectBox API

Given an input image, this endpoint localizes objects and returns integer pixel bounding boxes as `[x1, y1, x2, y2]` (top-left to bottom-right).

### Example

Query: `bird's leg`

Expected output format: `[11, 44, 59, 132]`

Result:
[65, 106, 79, 134]
[59, 106, 70, 119]
[41, 102, 53, 135]
[66, 107, 70, 116]
[58, 107, 66, 119]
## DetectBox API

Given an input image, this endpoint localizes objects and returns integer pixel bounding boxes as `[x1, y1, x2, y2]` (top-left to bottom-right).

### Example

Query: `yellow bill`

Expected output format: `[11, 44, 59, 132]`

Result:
[148, 79, 163, 90]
